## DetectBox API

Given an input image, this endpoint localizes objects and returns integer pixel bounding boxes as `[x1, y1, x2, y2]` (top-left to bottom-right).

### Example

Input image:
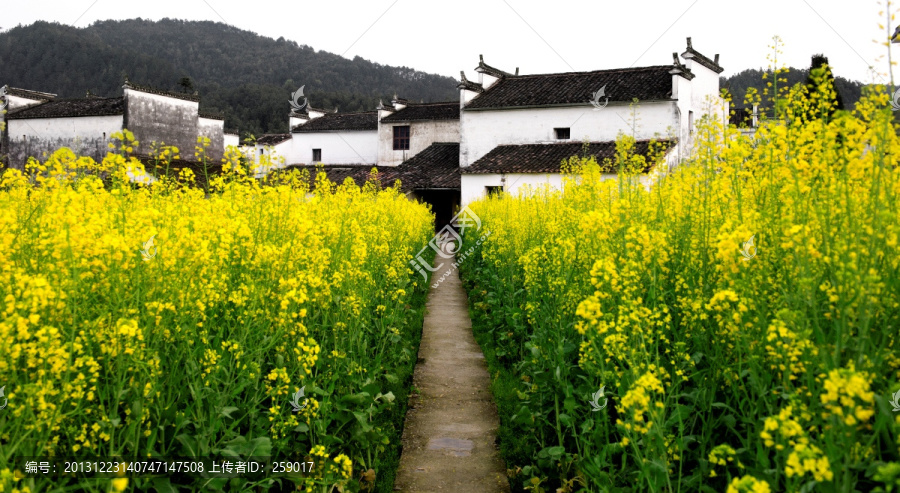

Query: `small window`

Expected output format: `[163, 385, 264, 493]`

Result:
[689, 111, 694, 135]
[485, 186, 503, 197]
[312, 149, 321, 162]
[393, 126, 410, 150]
[554, 128, 570, 140]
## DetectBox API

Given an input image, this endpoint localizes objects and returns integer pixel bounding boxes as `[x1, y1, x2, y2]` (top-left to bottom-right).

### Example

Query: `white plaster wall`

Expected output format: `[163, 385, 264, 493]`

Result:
[672, 75, 693, 159]
[460, 88, 480, 105]
[378, 119, 460, 167]
[461, 170, 659, 207]
[461, 174, 502, 206]
[224, 134, 240, 148]
[125, 89, 199, 156]
[478, 72, 501, 90]
[6, 95, 46, 111]
[9, 115, 122, 140]
[288, 131, 377, 165]
[253, 140, 292, 176]
[459, 102, 677, 167]
[198, 117, 225, 161]
[7, 115, 123, 166]
[290, 115, 308, 130]
[461, 173, 566, 207]
[681, 61, 724, 121]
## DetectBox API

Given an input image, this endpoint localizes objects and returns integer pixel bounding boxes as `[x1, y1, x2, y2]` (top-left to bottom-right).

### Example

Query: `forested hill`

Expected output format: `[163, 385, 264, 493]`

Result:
[0, 19, 459, 137]
[720, 67, 866, 110]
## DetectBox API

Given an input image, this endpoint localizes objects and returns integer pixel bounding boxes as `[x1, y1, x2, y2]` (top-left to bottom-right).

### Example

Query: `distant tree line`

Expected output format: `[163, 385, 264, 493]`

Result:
[720, 60, 865, 111]
[0, 19, 459, 139]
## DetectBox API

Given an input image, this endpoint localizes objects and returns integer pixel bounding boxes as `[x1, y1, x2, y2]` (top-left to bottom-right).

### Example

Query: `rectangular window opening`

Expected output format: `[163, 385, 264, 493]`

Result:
[554, 128, 570, 140]
[312, 149, 322, 162]
[393, 126, 410, 150]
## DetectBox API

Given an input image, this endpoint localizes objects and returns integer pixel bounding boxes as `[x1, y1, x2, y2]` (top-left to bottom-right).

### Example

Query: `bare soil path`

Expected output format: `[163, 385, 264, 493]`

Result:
[393, 258, 510, 492]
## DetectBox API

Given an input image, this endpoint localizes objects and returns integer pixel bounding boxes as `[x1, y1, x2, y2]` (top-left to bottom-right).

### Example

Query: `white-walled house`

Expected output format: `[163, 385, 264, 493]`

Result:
[252, 133, 292, 175]
[459, 140, 673, 206]
[288, 111, 378, 165]
[457, 38, 725, 206]
[377, 99, 460, 166]
[1, 81, 226, 169]
[224, 130, 240, 149]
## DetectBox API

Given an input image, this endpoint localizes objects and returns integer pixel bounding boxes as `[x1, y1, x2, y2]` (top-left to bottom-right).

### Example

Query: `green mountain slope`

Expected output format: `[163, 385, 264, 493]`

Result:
[0, 19, 459, 137]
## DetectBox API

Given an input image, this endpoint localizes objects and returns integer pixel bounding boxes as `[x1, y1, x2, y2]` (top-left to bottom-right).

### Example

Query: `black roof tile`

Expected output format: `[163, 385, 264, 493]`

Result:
[256, 133, 292, 146]
[464, 66, 674, 109]
[198, 111, 224, 120]
[380, 102, 460, 122]
[292, 111, 378, 132]
[2, 86, 56, 101]
[681, 38, 724, 74]
[390, 143, 460, 190]
[7, 97, 125, 119]
[124, 81, 200, 102]
[462, 140, 673, 174]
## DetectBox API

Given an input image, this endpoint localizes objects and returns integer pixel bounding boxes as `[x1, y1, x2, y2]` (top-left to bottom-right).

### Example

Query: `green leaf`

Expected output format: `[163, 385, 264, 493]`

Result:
[219, 406, 239, 419]
[151, 476, 178, 493]
[198, 477, 229, 491]
[175, 434, 200, 456]
[665, 404, 694, 428]
[539, 446, 566, 460]
[245, 437, 272, 457]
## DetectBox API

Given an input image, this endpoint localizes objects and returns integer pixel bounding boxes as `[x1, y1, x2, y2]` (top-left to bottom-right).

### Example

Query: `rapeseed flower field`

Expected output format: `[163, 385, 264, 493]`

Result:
[0, 138, 434, 492]
[459, 73, 900, 491]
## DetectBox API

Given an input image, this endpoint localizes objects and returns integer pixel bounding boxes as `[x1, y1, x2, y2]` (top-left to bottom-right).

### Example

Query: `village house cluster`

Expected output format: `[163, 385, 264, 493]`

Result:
[1, 38, 732, 227]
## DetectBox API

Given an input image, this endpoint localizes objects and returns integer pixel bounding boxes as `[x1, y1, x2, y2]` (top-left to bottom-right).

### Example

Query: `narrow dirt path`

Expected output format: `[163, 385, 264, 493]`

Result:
[393, 257, 510, 492]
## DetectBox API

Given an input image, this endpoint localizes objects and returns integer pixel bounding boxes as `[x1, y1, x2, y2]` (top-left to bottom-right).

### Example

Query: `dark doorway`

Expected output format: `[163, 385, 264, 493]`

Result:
[415, 189, 460, 232]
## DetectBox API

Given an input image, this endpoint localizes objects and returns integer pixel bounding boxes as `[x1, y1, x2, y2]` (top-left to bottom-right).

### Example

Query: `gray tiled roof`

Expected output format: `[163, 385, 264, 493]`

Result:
[462, 140, 673, 174]
[7, 97, 125, 119]
[464, 66, 674, 109]
[2, 86, 57, 101]
[292, 111, 378, 132]
[256, 133, 292, 146]
[380, 102, 460, 122]
[390, 143, 460, 190]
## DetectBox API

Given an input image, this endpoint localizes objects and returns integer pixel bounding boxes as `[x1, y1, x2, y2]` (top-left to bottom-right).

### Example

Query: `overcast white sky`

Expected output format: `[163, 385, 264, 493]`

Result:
[2, 0, 895, 84]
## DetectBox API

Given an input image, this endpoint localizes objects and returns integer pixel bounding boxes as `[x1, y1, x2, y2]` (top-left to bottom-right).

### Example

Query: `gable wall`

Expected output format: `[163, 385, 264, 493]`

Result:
[198, 116, 225, 161]
[125, 89, 199, 158]
[377, 119, 460, 167]
[460, 102, 677, 167]
[289, 130, 378, 166]
[5, 115, 123, 169]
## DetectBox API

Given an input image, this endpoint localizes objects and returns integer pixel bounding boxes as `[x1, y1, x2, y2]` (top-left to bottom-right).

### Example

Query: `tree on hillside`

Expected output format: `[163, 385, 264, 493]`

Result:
[178, 76, 194, 93]
[804, 54, 844, 121]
